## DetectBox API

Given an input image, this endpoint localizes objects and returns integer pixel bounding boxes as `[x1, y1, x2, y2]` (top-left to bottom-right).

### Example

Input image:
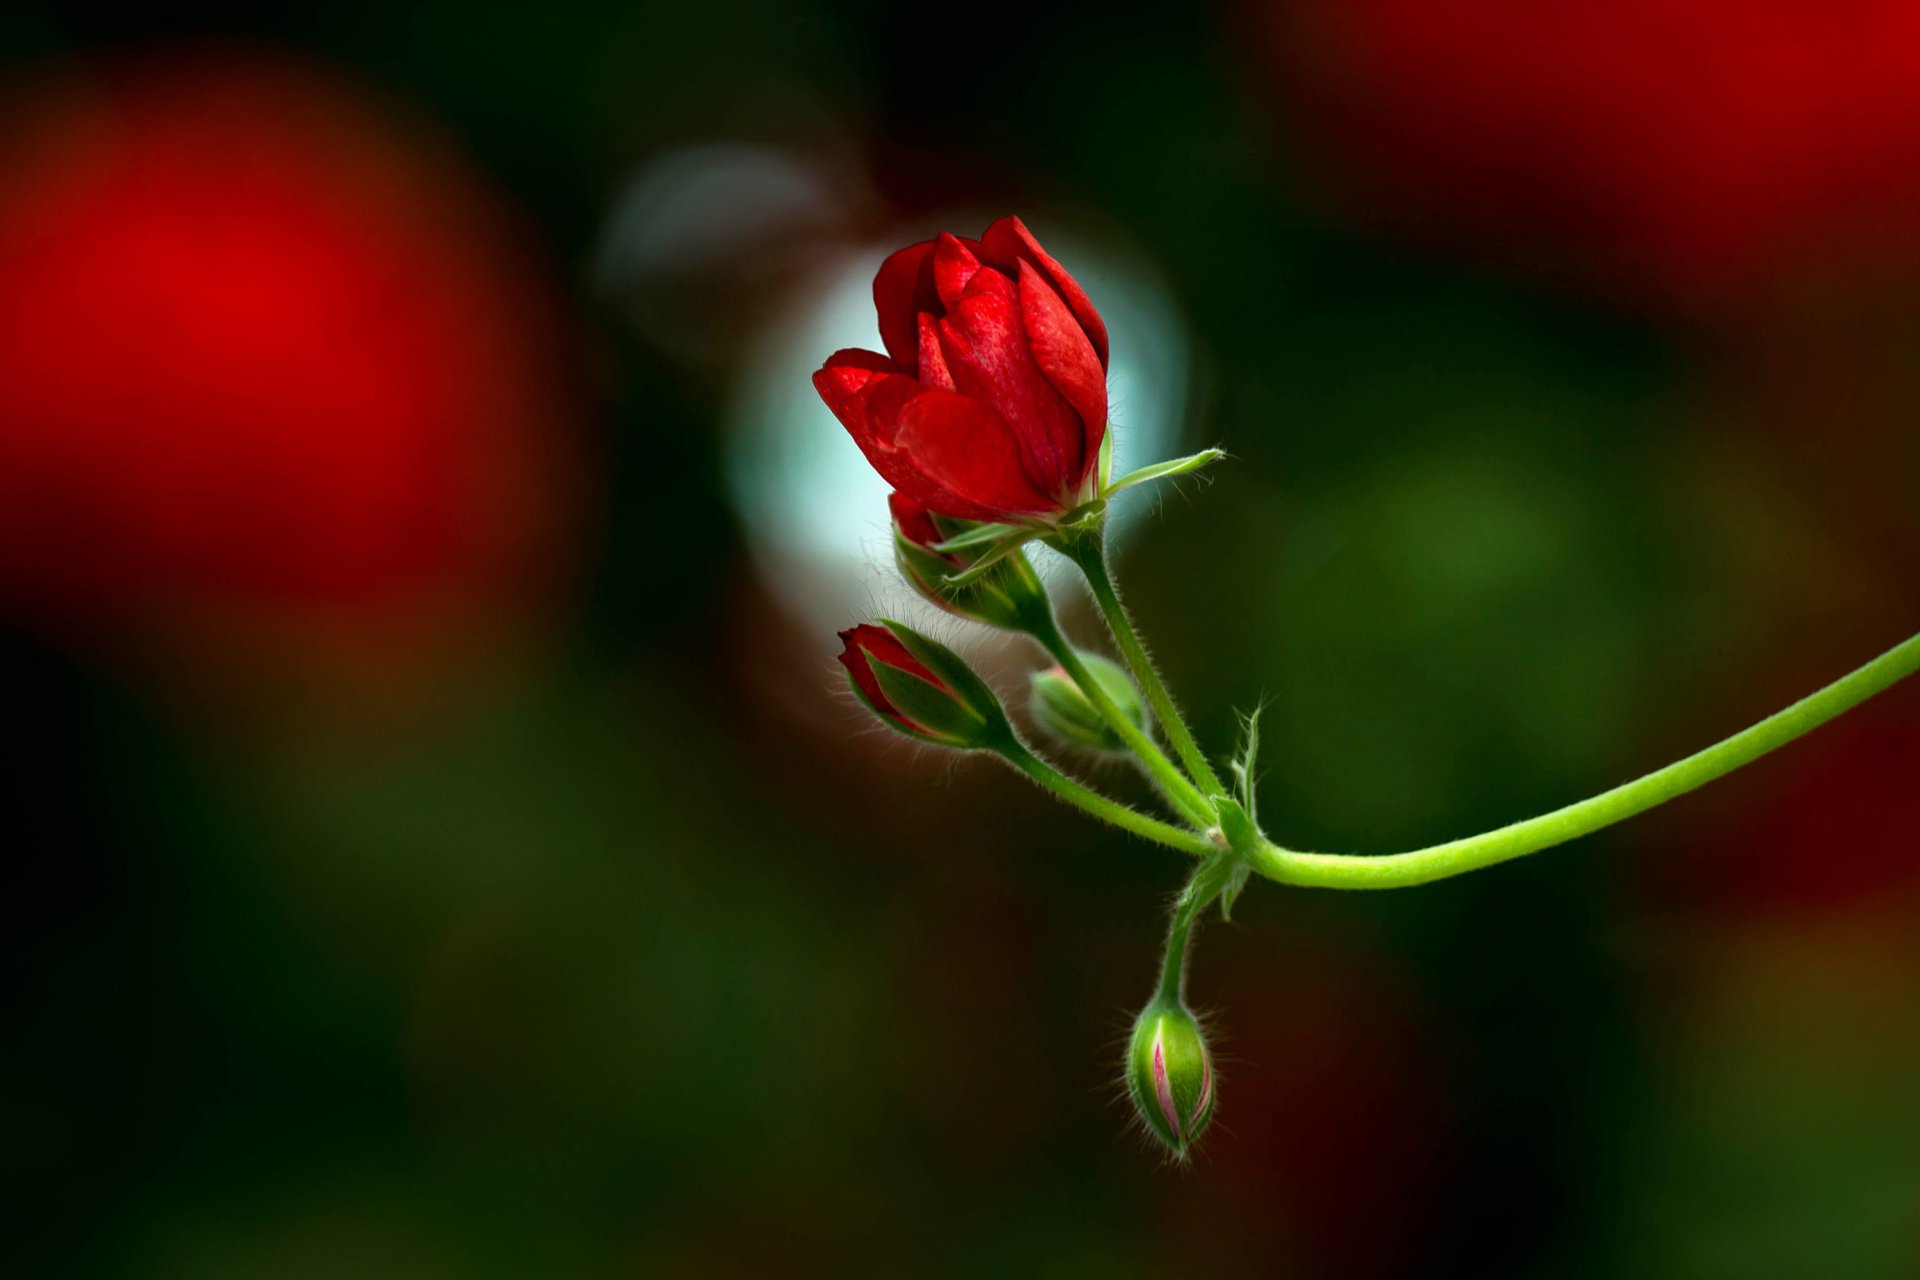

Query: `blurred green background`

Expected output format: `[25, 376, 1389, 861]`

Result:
[3, 3, 1918, 1277]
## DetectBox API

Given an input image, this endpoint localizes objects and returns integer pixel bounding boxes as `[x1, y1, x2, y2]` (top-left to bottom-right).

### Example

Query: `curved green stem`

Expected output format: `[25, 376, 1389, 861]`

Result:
[1061, 534, 1229, 800]
[1156, 856, 1236, 1002]
[1254, 630, 1920, 890]
[1001, 742, 1221, 858]
[1021, 605, 1217, 829]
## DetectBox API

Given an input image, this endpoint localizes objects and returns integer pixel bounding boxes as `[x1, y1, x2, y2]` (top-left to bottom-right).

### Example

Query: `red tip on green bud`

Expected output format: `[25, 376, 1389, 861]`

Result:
[889, 492, 1044, 630]
[1126, 996, 1216, 1159]
[836, 620, 1011, 750]
[1029, 653, 1145, 753]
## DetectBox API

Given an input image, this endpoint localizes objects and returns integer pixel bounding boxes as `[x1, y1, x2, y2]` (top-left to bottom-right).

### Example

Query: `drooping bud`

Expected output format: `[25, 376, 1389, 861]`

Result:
[1125, 995, 1217, 1159]
[837, 620, 1012, 750]
[1029, 652, 1146, 753]
[890, 492, 1046, 630]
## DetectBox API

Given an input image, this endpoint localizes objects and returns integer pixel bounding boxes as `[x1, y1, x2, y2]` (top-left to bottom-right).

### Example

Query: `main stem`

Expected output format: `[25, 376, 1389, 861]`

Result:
[1002, 742, 1220, 858]
[1063, 535, 1230, 799]
[1021, 605, 1217, 829]
[1254, 630, 1920, 890]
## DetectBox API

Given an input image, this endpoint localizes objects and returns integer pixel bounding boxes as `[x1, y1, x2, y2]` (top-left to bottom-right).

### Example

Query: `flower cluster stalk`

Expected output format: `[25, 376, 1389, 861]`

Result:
[816, 212, 1920, 1160]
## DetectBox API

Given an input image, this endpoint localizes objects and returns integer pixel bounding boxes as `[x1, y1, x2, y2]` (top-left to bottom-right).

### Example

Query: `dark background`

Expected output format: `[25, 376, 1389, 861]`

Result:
[4, 3, 1918, 1277]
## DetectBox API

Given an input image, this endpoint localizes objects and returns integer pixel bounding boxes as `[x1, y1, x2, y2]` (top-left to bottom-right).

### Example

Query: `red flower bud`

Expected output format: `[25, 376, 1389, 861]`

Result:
[889, 492, 1045, 630]
[888, 491, 949, 559]
[813, 217, 1108, 524]
[836, 621, 1010, 748]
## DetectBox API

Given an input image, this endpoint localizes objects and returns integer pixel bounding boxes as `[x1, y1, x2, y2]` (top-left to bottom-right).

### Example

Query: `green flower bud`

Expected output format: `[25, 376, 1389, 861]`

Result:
[1030, 653, 1145, 753]
[1126, 995, 1216, 1159]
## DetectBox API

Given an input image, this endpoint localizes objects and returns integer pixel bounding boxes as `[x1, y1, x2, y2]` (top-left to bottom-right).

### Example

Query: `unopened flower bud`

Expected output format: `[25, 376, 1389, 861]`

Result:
[837, 620, 1012, 750]
[890, 492, 1044, 630]
[1126, 996, 1216, 1158]
[1030, 653, 1145, 753]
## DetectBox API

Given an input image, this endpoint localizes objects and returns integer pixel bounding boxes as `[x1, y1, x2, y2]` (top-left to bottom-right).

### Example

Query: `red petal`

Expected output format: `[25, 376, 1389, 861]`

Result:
[915, 312, 955, 391]
[931, 234, 986, 312]
[837, 626, 890, 710]
[813, 353, 1025, 522]
[979, 216, 1108, 369]
[837, 622, 947, 733]
[865, 626, 940, 685]
[872, 240, 937, 373]
[812, 348, 902, 446]
[835, 626, 913, 729]
[1017, 261, 1107, 482]
[895, 389, 1061, 516]
[887, 491, 943, 551]
[935, 268, 1085, 497]
[819, 347, 897, 375]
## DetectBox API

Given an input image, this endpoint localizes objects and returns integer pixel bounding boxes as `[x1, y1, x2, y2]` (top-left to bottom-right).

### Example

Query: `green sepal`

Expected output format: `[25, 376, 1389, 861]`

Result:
[843, 671, 963, 748]
[1125, 995, 1217, 1159]
[879, 620, 1012, 746]
[895, 533, 1037, 631]
[941, 529, 1043, 589]
[1037, 499, 1109, 561]
[1095, 425, 1114, 491]
[869, 659, 993, 748]
[1219, 862, 1253, 922]
[1230, 705, 1262, 826]
[1218, 706, 1264, 920]
[894, 535, 958, 589]
[1213, 796, 1260, 857]
[930, 522, 1023, 555]
[1055, 497, 1108, 534]
[1104, 447, 1225, 498]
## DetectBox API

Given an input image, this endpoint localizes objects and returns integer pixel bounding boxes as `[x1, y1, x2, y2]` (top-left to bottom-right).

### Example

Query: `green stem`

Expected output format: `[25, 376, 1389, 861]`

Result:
[1254, 630, 1920, 890]
[1002, 742, 1221, 858]
[1063, 534, 1230, 800]
[1022, 605, 1217, 829]
[1156, 857, 1236, 1002]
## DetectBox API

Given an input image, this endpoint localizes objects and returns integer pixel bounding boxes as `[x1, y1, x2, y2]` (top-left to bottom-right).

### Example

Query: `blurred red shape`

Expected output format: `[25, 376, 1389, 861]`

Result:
[1260, 0, 1920, 311]
[0, 50, 577, 647]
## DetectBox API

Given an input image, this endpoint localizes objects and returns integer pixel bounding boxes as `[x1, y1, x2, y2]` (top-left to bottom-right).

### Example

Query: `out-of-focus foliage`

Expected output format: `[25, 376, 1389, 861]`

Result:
[3, 3, 1916, 1279]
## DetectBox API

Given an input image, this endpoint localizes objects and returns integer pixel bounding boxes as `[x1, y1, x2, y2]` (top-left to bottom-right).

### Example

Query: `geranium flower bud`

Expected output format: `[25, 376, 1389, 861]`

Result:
[836, 620, 1012, 750]
[890, 492, 1045, 630]
[813, 217, 1109, 524]
[1030, 653, 1145, 753]
[1126, 996, 1217, 1159]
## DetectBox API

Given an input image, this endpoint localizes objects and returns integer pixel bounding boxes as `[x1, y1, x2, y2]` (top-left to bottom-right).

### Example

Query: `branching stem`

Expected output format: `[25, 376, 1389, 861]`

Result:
[1021, 604, 1217, 829]
[1061, 534, 1229, 799]
[1001, 742, 1220, 858]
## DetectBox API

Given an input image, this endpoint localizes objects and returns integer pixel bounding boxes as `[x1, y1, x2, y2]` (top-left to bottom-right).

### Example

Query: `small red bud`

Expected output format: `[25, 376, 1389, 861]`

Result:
[836, 620, 1011, 749]
[888, 492, 1044, 630]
